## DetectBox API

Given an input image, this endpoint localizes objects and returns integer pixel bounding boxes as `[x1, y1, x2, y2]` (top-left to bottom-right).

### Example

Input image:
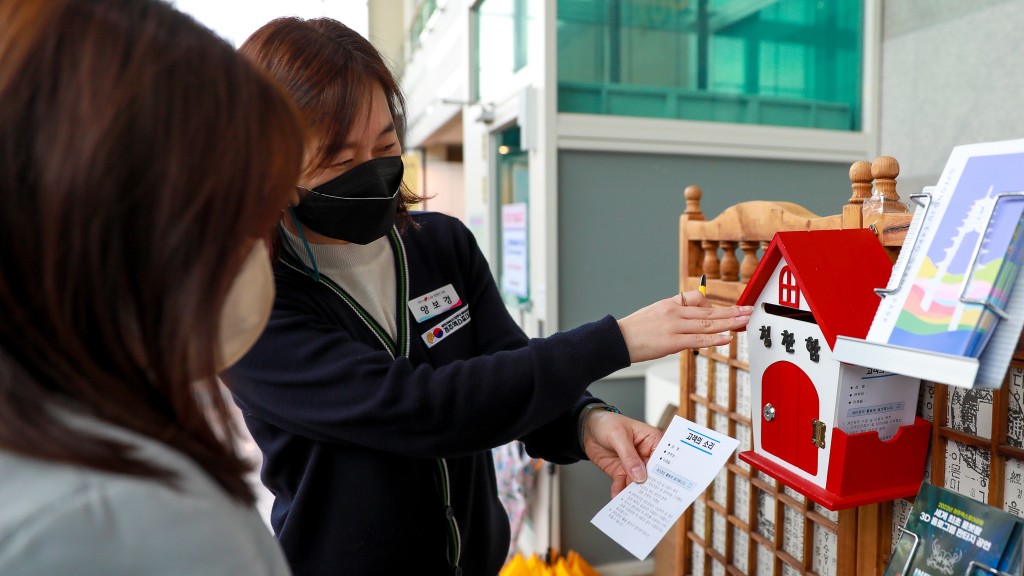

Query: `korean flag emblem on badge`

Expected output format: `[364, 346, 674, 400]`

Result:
[421, 306, 471, 348]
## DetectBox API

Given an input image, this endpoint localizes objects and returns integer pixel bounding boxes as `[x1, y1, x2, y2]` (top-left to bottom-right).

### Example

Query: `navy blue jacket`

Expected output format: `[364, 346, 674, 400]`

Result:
[226, 213, 630, 575]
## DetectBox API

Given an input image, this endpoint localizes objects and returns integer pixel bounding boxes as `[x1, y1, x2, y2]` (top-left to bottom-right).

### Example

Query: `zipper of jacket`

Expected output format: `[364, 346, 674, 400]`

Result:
[279, 228, 461, 571]
[436, 459, 463, 568]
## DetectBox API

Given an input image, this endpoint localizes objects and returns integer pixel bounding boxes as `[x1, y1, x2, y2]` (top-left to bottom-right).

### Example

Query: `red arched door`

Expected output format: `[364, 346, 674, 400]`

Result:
[761, 361, 819, 475]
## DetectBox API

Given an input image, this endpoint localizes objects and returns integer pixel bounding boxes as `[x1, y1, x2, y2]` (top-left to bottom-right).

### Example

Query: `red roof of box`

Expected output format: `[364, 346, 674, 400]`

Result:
[736, 228, 892, 349]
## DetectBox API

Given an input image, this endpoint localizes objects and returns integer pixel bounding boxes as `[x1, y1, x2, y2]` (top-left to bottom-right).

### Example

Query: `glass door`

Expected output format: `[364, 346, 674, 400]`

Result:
[495, 125, 530, 311]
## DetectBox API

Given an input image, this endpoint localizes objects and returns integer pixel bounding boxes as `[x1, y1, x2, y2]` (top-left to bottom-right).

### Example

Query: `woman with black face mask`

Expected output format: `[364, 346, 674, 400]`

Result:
[225, 17, 753, 576]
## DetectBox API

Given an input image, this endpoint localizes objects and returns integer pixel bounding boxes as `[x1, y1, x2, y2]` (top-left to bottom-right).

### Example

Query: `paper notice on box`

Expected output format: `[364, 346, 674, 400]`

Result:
[591, 415, 738, 560]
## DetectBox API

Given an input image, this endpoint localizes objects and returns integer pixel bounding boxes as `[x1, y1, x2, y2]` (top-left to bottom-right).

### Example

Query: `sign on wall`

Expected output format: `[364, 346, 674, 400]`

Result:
[501, 202, 529, 301]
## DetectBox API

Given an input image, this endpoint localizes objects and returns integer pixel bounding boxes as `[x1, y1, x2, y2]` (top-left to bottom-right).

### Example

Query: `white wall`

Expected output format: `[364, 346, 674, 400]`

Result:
[880, 0, 1024, 194]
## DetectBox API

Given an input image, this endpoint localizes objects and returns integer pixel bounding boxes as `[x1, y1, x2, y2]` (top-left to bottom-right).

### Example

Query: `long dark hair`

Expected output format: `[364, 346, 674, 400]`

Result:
[0, 0, 303, 503]
[239, 17, 422, 229]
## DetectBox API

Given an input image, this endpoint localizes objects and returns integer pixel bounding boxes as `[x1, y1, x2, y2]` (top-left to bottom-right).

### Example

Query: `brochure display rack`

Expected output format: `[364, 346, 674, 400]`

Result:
[834, 140, 1024, 389]
[676, 156, 1024, 576]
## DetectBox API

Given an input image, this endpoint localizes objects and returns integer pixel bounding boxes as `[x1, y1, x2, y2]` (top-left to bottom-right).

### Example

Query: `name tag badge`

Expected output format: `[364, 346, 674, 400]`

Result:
[408, 284, 462, 323]
[422, 306, 471, 348]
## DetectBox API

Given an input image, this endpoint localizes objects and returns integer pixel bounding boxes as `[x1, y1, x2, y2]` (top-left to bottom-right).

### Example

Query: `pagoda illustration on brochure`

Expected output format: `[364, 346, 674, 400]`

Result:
[735, 227, 930, 511]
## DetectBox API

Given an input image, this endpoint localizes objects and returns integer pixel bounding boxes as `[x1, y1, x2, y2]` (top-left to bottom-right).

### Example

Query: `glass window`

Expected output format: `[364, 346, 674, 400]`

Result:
[779, 266, 800, 308]
[474, 0, 532, 102]
[556, 0, 863, 131]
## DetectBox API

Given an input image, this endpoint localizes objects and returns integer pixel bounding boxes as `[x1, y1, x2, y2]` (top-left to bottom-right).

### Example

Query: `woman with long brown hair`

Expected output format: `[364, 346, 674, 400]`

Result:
[227, 16, 752, 576]
[0, 0, 302, 573]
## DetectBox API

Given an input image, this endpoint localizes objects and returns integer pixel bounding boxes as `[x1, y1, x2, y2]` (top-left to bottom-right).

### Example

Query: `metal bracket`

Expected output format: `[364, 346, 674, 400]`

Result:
[898, 527, 920, 576]
[956, 191, 1024, 320]
[965, 560, 1013, 576]
[876, 191, 933, 297]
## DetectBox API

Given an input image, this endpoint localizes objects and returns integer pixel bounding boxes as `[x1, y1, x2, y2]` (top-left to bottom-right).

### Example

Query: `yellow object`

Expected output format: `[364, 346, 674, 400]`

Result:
[565, 551, 600, 576]
[499, 550, 598, 576]
[499, 554, 528, 576]
[524, 555, 546, 576]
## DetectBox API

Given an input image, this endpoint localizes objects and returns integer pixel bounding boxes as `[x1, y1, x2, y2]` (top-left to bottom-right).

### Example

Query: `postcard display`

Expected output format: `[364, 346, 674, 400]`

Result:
[676, 156, 1024, 576]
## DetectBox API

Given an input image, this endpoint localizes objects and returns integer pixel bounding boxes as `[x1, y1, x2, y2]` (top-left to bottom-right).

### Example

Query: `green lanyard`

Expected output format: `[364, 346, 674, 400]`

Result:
[278, 227, 410, 357]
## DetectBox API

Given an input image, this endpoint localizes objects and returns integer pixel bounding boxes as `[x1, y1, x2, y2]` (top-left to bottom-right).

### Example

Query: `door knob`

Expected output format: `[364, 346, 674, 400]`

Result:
[763, 403, 776, 422]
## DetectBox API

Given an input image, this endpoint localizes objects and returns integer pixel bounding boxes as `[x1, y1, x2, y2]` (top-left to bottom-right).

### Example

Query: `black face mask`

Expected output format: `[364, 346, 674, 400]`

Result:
[291, 155, 404, 244]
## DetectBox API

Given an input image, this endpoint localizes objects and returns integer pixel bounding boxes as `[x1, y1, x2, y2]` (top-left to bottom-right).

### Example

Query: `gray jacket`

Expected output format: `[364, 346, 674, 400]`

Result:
[0, 413, 290, 576]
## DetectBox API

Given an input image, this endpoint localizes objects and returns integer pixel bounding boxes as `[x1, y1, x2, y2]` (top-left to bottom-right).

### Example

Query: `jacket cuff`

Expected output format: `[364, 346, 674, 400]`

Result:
[576, 402, 623, 453]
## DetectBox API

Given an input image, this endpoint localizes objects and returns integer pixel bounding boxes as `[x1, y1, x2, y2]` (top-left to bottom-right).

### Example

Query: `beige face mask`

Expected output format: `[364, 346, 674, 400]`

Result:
[217, 241, 275, 370]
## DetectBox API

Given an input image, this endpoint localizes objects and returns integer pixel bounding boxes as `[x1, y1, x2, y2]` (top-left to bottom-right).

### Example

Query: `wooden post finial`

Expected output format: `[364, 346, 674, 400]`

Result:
[871, 156, 900, 202]
[862, 155, 908, 225]
[848, 160, 872, 205]
[684, 185, 705, 221]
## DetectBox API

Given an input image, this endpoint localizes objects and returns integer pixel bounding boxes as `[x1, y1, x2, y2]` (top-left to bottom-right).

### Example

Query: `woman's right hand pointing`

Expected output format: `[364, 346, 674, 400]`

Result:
[616, 291, 753, 363]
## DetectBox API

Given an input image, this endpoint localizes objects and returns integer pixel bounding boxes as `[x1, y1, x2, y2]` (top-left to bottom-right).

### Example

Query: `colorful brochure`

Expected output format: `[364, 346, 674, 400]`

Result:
[867, 139, 1024, 358]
